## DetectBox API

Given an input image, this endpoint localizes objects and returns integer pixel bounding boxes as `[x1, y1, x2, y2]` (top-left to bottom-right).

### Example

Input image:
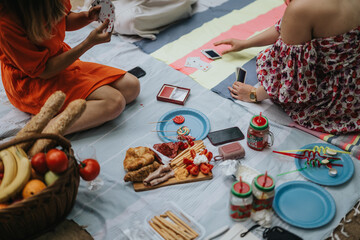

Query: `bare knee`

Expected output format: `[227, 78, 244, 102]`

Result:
[111, 73, 140, 103]
[104, 92, 126, 120]
[124, 73, 140, 103]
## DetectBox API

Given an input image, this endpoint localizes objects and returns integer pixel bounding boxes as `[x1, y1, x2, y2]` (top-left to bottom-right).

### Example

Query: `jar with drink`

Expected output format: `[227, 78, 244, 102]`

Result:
[247, 113, 274, 151]
[252, 173, 275, 211]
[230, 179, 253, 221]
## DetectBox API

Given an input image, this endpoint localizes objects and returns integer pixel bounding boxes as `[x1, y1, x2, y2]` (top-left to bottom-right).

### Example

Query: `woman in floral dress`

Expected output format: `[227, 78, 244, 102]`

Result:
[214, 0, 360, 134]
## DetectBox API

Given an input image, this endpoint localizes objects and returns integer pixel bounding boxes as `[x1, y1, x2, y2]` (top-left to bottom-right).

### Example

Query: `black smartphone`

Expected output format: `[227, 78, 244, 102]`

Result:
[201, 49, 222, 60]
[236, 67, 247, 83]
[128, 66, 146, 78]
[207, 127, 245, 146]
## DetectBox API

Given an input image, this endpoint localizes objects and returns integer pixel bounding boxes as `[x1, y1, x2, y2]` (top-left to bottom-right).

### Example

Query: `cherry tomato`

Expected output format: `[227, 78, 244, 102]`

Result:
[206, 152, 213, 161]
[200, 163, 213, 175]
[190, 149, 196, 159]
[189, 165, 199, 176]
[183, 158, 193, 165]
[79, 158, 100, 181]
[46, 149, 68, 173]
[31, 152, 48, 174]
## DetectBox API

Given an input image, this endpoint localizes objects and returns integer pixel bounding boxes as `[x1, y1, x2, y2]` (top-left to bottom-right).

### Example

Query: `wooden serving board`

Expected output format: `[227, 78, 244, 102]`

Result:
[132, 140, 212, 192]
[133, 172, 213, 192]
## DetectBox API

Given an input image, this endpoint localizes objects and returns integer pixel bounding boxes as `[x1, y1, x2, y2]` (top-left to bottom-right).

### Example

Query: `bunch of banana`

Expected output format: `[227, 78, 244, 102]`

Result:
[0, 146, 31, 203]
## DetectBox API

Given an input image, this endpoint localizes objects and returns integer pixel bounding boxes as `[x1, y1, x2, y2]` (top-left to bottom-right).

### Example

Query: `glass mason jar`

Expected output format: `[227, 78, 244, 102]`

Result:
[252, 174, 275, 211]
[230, 181, 253, 221]
[247, 114, 274, 151]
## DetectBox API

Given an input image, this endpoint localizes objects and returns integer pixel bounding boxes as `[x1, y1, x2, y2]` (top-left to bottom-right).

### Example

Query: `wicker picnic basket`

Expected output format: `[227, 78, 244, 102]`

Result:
[0, 133, 80, 240]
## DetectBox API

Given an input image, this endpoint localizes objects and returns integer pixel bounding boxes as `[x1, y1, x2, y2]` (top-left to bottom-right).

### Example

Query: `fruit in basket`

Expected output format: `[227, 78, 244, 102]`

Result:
[0, 149, 17, 190]
[46, 149, 68, 173]
[44, 171, 60, 186]
[0, 203, 9, 209]
[79, 158, 100, 181]
[31, 152, 48, 174]
[0, 160, 4, 173]
[22, 179, 47, 199]
[0, 146, 32, 202]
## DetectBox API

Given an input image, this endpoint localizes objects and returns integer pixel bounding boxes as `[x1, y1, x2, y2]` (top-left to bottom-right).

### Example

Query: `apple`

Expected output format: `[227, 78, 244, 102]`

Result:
[44, 171, 60, 186]
[31, 152, 48, 174]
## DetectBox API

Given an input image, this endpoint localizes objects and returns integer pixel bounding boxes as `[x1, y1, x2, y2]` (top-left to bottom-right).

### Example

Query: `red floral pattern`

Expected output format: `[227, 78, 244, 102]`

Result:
[257, 20, 360, 134]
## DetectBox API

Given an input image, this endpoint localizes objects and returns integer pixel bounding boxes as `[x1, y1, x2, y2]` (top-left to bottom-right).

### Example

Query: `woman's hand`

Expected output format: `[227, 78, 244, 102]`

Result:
[213, 39, 248, 55]
[86, 19, 112, 47]
[88, 5, 101, 22]
[228, 82, 256, 102]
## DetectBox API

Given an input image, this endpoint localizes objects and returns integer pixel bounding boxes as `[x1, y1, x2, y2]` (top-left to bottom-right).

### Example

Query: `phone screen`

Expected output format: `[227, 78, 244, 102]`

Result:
[236, 67, 247, 83]
[205, 50, 220, 58]
[207, 127, 245, 146]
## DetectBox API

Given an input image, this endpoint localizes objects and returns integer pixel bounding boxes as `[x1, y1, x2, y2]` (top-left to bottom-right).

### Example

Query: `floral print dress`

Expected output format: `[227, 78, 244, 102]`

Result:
[256, 20, 360, 134]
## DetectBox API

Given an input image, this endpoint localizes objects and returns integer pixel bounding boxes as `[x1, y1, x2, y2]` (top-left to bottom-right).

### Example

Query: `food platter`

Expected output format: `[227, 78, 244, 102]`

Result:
[273, 181, 336, 229]
[294, 143, 354, 186]
[133, 140, 213, 192]
[156, 108, 210, 142]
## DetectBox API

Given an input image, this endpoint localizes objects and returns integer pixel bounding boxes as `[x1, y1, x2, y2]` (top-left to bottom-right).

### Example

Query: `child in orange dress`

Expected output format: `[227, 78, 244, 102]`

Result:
[0, 0, 140, 134]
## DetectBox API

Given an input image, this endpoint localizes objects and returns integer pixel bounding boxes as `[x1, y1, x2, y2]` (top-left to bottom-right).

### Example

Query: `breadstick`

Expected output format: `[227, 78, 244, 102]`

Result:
[165, 211, 198, 238]
[149, 221, 171, 240]
[155, 216, 192, 240]
[28, 99, 86, 157]
[152, 218, 177, 240]
[14, 91, 66, 151]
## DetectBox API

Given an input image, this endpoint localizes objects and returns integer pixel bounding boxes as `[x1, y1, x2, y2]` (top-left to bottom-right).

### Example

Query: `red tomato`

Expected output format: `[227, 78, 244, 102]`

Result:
[31, 152, 48, 174]
[200, 163, 213, 175]
[79, 159, 100, 181]
[46, 149, 68, 173]
[189, 165, 199, 176]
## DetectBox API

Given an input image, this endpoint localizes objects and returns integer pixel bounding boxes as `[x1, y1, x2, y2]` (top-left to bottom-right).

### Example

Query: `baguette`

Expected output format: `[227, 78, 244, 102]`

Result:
[14, 91, 66, 151]
[28, 99, 86, 157]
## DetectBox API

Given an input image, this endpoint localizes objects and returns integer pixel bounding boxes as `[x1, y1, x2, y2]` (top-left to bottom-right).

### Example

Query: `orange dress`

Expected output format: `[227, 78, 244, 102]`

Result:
[0, 1, 126, 115]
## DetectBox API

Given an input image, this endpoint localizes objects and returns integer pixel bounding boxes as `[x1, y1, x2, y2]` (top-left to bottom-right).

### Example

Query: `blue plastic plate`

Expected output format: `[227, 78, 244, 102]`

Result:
[156, 108, 210, 142]
[273, 181, 336, 229]
[294, 143, 354, 186]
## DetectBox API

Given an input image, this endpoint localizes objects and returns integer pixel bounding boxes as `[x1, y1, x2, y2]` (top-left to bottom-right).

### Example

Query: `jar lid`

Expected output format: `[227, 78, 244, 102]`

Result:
[231, 181, 252, 197]
[250, 115, 268, 131]
[254, 174, 275, 192]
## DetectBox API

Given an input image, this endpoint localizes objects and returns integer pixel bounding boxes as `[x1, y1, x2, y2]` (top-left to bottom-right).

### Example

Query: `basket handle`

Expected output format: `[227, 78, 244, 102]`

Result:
[0, 133, 71, 151]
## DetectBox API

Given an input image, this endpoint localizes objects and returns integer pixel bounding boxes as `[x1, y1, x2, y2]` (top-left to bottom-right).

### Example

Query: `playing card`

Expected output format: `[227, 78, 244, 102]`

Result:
[185, 57, 200, 68]
[91, 0, 115, 32]
[185, 57, 212, 72]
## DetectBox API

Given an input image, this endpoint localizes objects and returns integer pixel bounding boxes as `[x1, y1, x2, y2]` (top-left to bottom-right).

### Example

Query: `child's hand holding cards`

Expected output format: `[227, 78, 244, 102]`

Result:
[91, 0, 115, 32]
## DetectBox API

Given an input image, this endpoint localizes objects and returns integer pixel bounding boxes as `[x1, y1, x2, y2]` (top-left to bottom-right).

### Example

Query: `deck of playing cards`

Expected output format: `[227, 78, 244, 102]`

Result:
[91, 0, 115, 32]
[185, 57, 212, 72]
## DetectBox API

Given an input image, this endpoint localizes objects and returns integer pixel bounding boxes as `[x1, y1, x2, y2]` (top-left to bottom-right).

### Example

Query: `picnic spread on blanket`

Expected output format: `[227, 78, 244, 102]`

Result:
[0, 0, 359, 240]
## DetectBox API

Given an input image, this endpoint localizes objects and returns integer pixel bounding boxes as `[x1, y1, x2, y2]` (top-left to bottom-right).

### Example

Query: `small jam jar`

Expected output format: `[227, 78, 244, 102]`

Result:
[230, 181, 253, 221]
[247, 114, 274, 151]
[252, 174, 275, 211]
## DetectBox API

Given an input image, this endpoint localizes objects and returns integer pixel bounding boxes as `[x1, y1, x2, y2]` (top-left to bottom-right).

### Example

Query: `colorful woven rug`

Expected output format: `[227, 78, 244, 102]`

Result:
[134, 0, 286, 89]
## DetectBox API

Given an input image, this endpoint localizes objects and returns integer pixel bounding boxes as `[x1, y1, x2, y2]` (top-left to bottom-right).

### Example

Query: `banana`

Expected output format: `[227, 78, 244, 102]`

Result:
[0, 146, 31, 203]
[0, 149, 17, 191]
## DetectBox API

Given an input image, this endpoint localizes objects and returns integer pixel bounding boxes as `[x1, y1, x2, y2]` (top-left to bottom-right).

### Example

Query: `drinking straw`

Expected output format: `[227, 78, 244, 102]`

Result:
[277, 166, 308, 176]
[239, 176, 243, 191]
[263, 171, 268, 187]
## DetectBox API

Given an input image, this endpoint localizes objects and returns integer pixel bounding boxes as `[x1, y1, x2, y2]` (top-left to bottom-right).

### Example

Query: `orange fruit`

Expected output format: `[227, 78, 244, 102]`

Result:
[0, 203, 8, 209]
[22, 179, 46, 199]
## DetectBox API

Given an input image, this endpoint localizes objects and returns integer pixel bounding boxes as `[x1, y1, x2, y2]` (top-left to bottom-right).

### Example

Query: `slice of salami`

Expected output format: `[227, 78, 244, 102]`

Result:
[173, 115, 185, 124]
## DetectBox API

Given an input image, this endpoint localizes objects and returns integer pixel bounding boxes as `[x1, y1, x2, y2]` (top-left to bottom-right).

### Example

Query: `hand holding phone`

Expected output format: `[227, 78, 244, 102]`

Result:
[207, 127, 245, 146]
[236, 67, 247, 83]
